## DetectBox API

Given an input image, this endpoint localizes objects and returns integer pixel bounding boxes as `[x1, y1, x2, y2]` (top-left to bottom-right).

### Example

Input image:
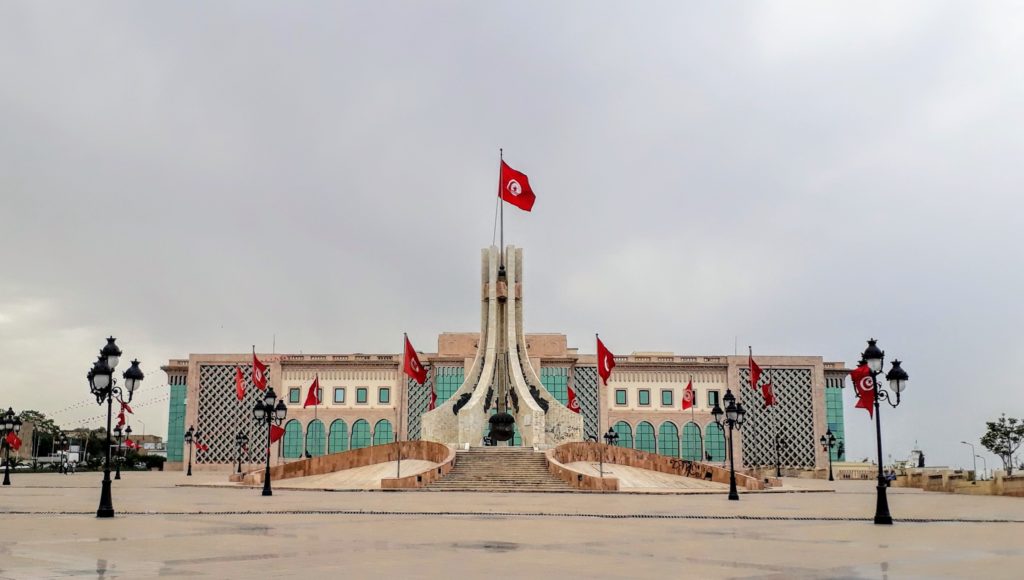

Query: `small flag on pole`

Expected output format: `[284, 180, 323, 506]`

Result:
[252, 348, 267, 391]
[403, 335, 427, 384]
[682, 380, 694, 410]
[597, 336, 616, 386]
[566, 385, 581, 414]
[498, 160, 537, 212]
[235, 366, 245, 401]
[304, 375, 322, 408]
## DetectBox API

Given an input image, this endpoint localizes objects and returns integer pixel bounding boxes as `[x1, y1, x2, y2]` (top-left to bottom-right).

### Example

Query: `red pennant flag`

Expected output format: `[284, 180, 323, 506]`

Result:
[749, 351, 762, 390]
[235, 366, 245, 401]
[252, 351, 267, 391]
[269, 424, 285, 443]
[498, 160, 536, 212]
[762, 383, 776, 406]
[597, 337, 616, 386]
[115, 411, 126, 429]
[682, 380, 694, 410]
[5, 431, 21, 451]
[851, 363, 875, 418]
[428, 384, 437, 411]
[119, 400, 134, 415]
[566, 384, 581, 414]
[304, 375, 321, 408]
[125, 439, 137, 450]
[199, 443, 209, 452]
[403, 335, 427, 384]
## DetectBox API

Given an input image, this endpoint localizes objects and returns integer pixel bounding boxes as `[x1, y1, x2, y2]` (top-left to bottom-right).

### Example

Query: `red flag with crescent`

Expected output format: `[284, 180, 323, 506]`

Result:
[682, 380, 694, 410]
[851, 363, 875, 418]
[597, 337, 616, 385]
[304, 375, 321, 408]
[252, 352, 267, 391]
[498, 160, 536, 212]
[566, 385, 581, 414]
[428, 384, 437, 411]
[749, 353, 762, 390]
[403, 336, 427, 384]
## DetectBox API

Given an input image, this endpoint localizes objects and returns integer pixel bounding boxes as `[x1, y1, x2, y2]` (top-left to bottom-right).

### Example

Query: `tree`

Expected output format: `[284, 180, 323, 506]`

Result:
[980, 415, 1024, 476]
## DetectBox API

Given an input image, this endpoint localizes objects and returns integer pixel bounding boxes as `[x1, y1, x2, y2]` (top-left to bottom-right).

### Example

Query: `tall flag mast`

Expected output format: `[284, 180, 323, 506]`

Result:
[401, 334, 428, 478]
[496, 150, 537, 265]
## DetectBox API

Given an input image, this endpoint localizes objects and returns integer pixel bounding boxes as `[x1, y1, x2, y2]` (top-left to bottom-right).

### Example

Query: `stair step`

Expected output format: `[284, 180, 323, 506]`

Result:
[427, 448, 571, 492]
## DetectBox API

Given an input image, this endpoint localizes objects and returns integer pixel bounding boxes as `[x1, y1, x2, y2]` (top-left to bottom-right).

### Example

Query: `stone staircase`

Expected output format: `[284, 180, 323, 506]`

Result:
[426, 447, 572, 492]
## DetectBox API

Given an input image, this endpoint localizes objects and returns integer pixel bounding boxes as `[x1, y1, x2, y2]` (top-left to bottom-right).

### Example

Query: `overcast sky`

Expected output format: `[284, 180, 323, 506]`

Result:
[2, 2, 1022, 469]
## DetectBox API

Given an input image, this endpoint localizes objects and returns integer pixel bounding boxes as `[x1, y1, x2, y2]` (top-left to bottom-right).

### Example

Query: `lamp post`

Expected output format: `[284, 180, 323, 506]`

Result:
[183, 426, 196, 477]
[976, 455, 988, 481]
[2, 408, 22, 486]
[712, 389, 747, 501]
[235, 431, 249, 474]
[57, 433, 69, 474]
[960, 441, 977, 480]
[252, 388, 287, 496]
[820, 429, 836, 482]
[112, 425, 123, 480]
[87, 336, 144, 518]
[601, 427, 619, 478]
[860, 338, 909, 525]
[123, 425, 133, 472]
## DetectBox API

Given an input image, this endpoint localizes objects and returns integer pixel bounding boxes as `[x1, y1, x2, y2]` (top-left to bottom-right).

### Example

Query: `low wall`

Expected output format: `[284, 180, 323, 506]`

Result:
[547, 442, 765, 491]
[895, 469, 1024, 497]
[240, 441, 452, 489]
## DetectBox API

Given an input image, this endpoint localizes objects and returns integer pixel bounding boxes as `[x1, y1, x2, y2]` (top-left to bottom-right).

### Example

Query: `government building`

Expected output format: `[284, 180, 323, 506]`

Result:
[162, 246, 848, 475]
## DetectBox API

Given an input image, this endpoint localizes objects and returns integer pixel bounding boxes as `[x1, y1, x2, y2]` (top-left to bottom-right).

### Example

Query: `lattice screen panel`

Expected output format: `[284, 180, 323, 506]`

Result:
[572, 366, 600, 440]
[739, 367, 815, 468]
[197, 364, 269, 465]
[405, 364, 437, 440]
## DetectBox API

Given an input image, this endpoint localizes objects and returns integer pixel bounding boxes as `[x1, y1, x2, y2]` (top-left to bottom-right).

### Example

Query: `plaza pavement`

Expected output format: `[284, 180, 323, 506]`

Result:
[1, 471, 1022, 578]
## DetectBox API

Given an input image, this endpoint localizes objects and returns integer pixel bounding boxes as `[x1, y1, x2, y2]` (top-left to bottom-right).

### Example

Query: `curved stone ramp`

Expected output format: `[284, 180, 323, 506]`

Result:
[236, 441, 456, 490]
[272, 460, 438, 490]
[562, 461, 728, 492]
[547, 441, 766, 492]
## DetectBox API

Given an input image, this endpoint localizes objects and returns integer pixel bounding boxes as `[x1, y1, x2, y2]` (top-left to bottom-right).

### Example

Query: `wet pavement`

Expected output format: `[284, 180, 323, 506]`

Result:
[1, 472, 1022, 578]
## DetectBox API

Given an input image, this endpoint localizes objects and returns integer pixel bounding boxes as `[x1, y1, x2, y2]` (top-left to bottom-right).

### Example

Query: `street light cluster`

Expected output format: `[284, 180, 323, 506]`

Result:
[2, 408, 23, 486]
[86, 336, 144, 518]
[712, 389, 747, 501]
[253, 387, 288, 496]
[859, 338, 910, 525]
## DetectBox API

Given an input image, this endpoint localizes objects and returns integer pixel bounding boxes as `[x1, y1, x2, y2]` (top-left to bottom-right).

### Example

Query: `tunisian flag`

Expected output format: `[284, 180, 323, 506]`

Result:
[235, 366, 245, 401]
[749, 351, 762, 390]
[597, 336, 616, 385]
[762, 383, 776, 406]
[566, 385, 581, 414]
[252, 351, 268, 391]
[269, 424, 285, 443]
[403, 335, 427, 384]
[303, 375, 321, 408]
[851, 363, 875, 418]
[499, 160, 536, 212]
[681, 380, 694, 410]
[428, 384, 437, 411]
[5, 431, 21, 451]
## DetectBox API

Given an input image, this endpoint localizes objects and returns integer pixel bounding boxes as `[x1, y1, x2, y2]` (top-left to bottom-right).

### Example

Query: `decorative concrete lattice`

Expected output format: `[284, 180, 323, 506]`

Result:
[572, 366, 600, 440]
[197, 364, 267, 465]
[405, 364, 437, 440]
[739, 367, 815, 469]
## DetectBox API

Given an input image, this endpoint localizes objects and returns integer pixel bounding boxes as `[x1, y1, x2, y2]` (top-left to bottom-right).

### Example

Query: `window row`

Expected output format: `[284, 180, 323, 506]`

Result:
[609, 420, 727, 462]
[279, 418, 394, 458]
[286, 386, 391, 406]
[614, 388, 721, 408]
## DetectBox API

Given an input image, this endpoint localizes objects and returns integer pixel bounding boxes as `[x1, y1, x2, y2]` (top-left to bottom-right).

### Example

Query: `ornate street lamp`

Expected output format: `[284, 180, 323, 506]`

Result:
[2, 408, 22, 486]
[712, 389, 747, 501]
[253, 387, 287, 496]
[859, 338, 910, 525]
[57, 433, 70, 474]
[87, 337, 144, 518]
[113, 424, 124, 480]
[600, 426, 619, 478]
[820, 429, 837, 482]
[123, 425, 133, 473]
[235, 431, 249, 474]
[183, 426, 197, 477]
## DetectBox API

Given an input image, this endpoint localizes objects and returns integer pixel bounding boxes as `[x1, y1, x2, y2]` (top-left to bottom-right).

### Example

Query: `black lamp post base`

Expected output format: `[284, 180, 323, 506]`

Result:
[97, 477, 114, 518]
[874, 484, 893, 525]
[728, 491, 739, 501]
[262, 487, 273, 497]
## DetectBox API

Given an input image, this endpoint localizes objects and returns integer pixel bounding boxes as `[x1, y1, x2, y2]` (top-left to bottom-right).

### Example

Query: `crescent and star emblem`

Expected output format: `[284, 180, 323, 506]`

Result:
[506, 179, 522, 197]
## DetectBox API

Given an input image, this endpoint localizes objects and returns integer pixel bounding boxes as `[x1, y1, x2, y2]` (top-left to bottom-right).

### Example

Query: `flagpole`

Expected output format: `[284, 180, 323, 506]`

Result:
[397, 333, 406, 479]
[596, 333, 603, 478]
[499, 148, 504, 267]
[771, 366, 781, 478]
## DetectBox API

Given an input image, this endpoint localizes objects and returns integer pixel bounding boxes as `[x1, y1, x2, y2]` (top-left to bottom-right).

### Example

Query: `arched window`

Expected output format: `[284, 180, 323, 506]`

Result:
[350, 419, 371, 450]
[372, 419, 394, 445]
[305, 419, 325, 457]
[635, 422, 656, 453]
[682, 422, 703, 461]
[328, 420, 348, 453]
[657, 421, 679, 457]
[613, 421, 633, 448]
[282, 420, 303, 459]
[705, 423, 726, 462]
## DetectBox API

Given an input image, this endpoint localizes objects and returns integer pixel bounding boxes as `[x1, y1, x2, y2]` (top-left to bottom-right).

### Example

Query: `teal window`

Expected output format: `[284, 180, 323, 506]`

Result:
[333, 388, 345, 404]
[681, 422, 703, 460]
[378, 387, 390, 404]
[707, 390, 720, 408]
[540, 367, 569, 405]
[434, 366, 464, 404]
[825, 386, 846, 461]
[166, 384, 186, 462]
[282, 420, 303, 458]
[373, 419, 394, 445]
[661, 389, 673, 407]
[328, 420, 348, 453]
[289, 388, 301, 404]
[615, 389, 627, 406]
[658, 422, 679, 457]
[638, 390, 651, 406]
[356, 388, 368, 404]
[635, 421, 655, 452]
[613, 421, 633, 448]
[705, 423, 726, 462]
[350, 419, 371, 449]
[305, 419, 325, 457]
